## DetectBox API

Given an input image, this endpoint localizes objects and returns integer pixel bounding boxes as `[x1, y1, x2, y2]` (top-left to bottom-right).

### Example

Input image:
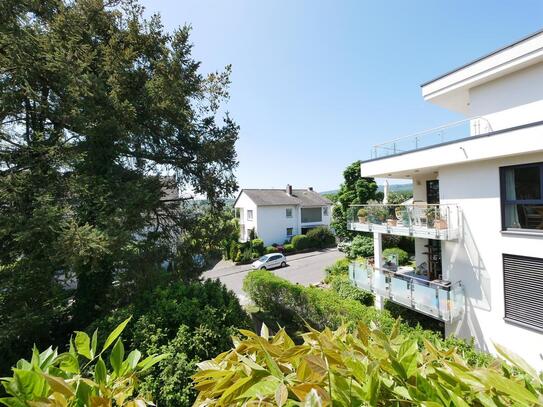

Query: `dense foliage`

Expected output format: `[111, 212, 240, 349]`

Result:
[0, 0, 239, 373]
[0, 318, 165, 406]
[305, 226, 336, 248]
[331, 161, 378, 240]
[193, 322, 542, 406]
[349, 234, 375, 258]
[243, 270, 492, 367]
[89, 279, 251, 406]
[383, 247, 409, 265]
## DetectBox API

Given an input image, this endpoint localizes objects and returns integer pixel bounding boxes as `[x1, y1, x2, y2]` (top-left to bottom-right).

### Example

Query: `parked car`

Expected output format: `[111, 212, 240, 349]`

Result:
[252, 253, 287, 270]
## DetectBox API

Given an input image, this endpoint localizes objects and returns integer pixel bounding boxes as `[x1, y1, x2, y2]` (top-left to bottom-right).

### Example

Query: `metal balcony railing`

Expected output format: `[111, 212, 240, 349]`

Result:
[349, 261, 464, 322]
[347, 203, 459, 240]
[371, 117, 492, 159]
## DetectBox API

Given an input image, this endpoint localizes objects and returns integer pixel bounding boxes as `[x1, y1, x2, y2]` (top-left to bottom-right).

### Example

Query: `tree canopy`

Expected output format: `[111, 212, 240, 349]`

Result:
[0, 0, 239, 372]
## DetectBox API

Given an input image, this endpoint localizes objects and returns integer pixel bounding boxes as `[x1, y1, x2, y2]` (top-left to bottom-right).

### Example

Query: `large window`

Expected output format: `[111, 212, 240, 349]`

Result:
[301, 207, 322, 223]
[503, 254, 543, 331]
[500, 162, 543, 231]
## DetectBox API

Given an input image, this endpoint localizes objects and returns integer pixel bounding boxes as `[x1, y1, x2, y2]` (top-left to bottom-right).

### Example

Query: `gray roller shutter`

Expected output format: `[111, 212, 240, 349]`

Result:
[503, 254, 543, 331]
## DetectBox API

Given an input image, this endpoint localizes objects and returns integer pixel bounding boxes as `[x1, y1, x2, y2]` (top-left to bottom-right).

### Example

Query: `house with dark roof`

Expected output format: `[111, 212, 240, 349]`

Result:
[233, 185, 332, 245]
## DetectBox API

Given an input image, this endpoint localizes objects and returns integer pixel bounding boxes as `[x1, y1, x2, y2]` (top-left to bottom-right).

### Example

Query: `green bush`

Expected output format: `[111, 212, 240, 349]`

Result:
[283, 243, 295, 253]
[291, 234, 311, 250]
[250, 238, 264, 256]
[89, 279, 250, 406]
[242, 270, 493, 367]
[383, 234, 415, 253]
[265, 245, 278, 254]
[193, 322, 539, 406]
[330, 274, 374, 306]
[0, 319, 165, 406]
[349, 234, 374, 258]
[383, 247, 409, 265]
[324, 257, 351, 282]
[229, 242, 239, 261]
[305, 226, 336, 248]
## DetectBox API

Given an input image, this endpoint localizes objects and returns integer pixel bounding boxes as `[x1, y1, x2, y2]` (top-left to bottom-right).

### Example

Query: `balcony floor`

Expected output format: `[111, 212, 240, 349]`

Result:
[347, 222, 458, 241]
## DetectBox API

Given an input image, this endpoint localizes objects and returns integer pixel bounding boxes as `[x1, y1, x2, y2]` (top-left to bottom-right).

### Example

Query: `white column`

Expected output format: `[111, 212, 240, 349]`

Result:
[373, 231, 384, 310]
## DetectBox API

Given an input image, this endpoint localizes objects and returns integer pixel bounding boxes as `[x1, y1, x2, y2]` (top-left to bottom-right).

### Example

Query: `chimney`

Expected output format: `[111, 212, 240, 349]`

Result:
[307, 187, 313, 191]
[286, 184, 292, 195]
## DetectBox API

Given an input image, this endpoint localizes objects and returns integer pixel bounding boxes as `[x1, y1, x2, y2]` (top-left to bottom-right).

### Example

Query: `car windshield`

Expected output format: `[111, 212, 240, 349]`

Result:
[258, 256, 268, 262]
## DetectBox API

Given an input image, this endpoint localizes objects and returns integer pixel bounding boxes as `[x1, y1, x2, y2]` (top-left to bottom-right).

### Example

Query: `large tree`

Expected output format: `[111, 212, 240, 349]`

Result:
[331, 161, 378, 239]
[0, 0, 238, 370]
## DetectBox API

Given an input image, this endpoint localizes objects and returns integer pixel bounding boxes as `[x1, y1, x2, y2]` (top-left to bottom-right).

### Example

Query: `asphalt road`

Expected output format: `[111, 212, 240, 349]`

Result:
[203, 248, 344, 303]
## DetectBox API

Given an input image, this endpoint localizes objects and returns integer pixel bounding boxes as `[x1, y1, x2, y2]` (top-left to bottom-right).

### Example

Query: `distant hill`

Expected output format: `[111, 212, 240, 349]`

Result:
[320, 184, 412, 196]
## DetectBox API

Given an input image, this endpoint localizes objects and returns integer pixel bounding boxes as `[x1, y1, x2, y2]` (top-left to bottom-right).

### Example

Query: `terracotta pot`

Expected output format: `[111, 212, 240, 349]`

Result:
[434, 219, 448, 230]
[387, 219, 397, 227]
[358, 216, 366, 223]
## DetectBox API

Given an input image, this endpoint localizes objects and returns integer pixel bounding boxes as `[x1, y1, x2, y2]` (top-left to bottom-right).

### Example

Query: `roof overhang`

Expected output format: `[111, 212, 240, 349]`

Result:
[421, 29, 543, 114]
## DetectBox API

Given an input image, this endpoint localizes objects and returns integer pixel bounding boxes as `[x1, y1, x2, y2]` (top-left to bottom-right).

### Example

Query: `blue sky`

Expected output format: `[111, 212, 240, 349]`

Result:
[141, 0, 543, 192]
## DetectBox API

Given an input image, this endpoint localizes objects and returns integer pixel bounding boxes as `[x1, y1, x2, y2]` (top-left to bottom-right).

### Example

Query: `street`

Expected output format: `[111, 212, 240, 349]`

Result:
[203, 249, 344, 303]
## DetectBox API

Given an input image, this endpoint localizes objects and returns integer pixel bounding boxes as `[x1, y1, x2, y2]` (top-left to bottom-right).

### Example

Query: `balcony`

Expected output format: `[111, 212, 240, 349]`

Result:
[370, 117, 492, 160]
[347, 203, 459, 240]
[349, 261, 464, 322]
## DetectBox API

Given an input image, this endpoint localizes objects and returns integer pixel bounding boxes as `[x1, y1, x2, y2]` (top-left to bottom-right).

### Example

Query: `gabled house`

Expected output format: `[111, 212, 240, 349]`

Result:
[234, 185, 332, 245]
[348, 29, 543, 368]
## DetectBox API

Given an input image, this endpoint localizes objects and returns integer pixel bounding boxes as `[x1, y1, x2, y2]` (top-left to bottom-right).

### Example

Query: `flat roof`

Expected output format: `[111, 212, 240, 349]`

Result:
[420, 27, 543, 87]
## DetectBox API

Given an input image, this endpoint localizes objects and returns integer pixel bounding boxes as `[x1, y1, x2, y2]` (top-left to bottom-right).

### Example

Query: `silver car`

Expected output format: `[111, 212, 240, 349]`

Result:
[252, 253, 287, 270]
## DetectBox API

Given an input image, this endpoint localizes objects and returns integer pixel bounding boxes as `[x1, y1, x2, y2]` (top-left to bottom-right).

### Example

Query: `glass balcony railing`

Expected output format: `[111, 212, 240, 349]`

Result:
[347, 203, 459, 240]
[349, 261, 464, 322]
[370, 117, 492, 159]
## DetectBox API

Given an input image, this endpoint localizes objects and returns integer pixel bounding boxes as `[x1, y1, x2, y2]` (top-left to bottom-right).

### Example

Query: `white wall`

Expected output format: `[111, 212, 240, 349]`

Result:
[469, 62, 543, 131]
[440, 151, 543, 370]
[234, 192, 258, 241]
[257, 205, 299, 246]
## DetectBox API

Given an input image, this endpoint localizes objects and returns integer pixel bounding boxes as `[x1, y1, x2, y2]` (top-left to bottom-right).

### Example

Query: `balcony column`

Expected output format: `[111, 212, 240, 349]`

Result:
[373, 231, 384, 310]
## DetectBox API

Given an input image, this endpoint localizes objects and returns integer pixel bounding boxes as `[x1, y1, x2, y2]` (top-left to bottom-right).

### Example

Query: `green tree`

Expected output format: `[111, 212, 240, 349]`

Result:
[331, 161, 378, 239]
[0, 0, 238, 371]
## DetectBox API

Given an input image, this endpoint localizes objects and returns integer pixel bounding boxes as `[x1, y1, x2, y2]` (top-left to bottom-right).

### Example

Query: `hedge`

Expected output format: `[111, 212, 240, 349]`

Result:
[383, 247, 409, 265]
[243, 270, 493, 367]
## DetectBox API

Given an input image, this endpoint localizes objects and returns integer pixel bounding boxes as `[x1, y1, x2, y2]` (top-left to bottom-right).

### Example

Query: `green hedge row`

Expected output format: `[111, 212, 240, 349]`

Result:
[243, 270, 493, 367]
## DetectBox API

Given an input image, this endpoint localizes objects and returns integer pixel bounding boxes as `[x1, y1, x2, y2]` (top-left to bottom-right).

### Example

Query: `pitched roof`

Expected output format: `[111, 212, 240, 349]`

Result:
[236, 189, 332, 207]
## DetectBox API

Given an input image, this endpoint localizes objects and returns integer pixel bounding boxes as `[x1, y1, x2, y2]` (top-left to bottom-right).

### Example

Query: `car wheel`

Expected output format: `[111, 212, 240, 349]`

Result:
[260, 266, 266, 270]
[281, 261, 286, 268]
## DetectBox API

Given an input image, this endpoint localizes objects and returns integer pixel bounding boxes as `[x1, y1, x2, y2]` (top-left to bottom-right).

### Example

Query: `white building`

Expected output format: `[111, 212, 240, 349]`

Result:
[234, 185, 332, 245]
[348, 29, 543, 369]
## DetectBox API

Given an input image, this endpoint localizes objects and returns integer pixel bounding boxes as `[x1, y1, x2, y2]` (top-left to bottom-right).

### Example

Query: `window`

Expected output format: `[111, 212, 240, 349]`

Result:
[247, 209, 253, 221]
[503, 254, 543, 331]
[500, 162, 543, 231]
[301, 207, 322, 223]
[286, 227, 293, 237]
[286, 208, 293, 218]
[322, 206, 329, 216]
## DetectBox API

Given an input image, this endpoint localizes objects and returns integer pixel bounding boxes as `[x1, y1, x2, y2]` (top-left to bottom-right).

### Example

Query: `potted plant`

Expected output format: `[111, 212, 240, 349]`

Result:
[386, 213, 397, 227]
[425, 207, 436, 228]
[357, 208, 368, 223]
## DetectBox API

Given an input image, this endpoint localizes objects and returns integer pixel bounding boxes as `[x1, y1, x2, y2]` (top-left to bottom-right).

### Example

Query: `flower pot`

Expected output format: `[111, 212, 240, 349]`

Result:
[387, 219, 397, 227]
[434, 219, 448, 230]
[358, 216, 367, 223]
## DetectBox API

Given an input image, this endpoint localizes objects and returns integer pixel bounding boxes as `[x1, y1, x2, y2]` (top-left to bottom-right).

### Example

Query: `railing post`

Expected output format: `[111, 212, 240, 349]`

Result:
[435, 285, 441, 320]
[373, 232, 384, 310]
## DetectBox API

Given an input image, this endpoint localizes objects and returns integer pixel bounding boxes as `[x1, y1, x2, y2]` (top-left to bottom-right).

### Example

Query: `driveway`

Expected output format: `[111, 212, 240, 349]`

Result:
[203, 248, 344, 303]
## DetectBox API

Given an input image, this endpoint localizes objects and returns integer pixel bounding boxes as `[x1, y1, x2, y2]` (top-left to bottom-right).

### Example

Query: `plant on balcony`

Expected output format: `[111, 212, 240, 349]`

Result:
[366, 200, 387, 224]
[426, 206, 437, 227]
[357, 207, 368, 223]
[395, 206, 411, 226]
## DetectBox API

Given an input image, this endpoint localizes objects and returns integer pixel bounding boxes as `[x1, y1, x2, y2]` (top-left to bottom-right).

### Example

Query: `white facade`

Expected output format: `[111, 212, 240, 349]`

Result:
[353, 30, 543, 369]
[234, 188, 332, 246]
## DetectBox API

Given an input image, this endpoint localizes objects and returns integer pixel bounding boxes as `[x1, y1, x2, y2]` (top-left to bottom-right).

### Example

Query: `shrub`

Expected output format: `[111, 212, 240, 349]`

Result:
[0, 319, 165, 406]
[193, 323, 538, 406]
[349, 234, 374, 258]
[265, 245, 278, 254]
[250, 238, 264, 256]
[283, 243, 295, 253]
[229, 242, 239, 261]
[382, 234, 415, 253]
[383, 247, 409, 265]
[291, 234, 312, 250]
[305, 226, 336, 248]
[324, 257, 351, 282]
[330, 274, 374, 306]
[89, 279, 250, 406]
[242, 270, 493, 366]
